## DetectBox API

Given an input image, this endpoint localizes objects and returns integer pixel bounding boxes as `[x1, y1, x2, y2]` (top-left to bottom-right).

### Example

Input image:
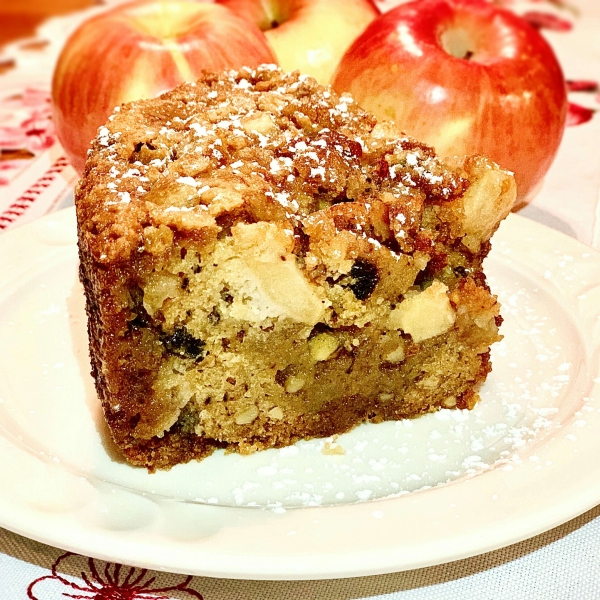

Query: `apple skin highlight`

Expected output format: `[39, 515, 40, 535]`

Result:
[332, 0, 568, 202]
[52, 0, 276, 175]
[218, 0, 380, 85]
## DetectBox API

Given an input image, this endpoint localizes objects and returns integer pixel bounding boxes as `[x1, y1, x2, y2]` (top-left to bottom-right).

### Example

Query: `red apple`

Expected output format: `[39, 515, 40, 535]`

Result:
[217, 0, 380, 85]
[332, 0, 568, 202]
[52, 0, 277, 174]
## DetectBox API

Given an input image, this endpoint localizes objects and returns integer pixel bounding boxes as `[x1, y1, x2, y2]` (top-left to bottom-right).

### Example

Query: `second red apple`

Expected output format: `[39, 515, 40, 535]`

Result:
[333, 0, 568, 202]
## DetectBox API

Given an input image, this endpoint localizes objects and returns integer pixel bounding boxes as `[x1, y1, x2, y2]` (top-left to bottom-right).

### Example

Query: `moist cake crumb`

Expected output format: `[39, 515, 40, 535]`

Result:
[76, 65, 516, 471]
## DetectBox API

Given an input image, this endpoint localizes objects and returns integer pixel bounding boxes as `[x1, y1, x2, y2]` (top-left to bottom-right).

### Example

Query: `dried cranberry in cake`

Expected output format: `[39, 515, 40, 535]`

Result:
[76, 65, 515, 470]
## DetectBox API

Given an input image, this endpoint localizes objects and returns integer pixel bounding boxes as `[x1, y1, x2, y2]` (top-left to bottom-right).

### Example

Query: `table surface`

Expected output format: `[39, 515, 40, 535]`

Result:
[1, 1, 600, 598]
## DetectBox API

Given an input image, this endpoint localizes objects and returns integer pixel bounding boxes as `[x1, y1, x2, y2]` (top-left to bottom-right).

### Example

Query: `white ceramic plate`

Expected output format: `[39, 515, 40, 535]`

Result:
[1, 207, 600, 580]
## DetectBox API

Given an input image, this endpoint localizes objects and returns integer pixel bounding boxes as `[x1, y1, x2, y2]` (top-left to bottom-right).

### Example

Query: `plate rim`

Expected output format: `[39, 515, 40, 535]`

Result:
[1, 207, 600, 580]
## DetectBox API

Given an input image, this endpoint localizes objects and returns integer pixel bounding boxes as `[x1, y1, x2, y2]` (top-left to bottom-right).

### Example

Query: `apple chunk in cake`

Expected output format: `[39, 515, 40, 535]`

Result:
[76, 65, 515, 470]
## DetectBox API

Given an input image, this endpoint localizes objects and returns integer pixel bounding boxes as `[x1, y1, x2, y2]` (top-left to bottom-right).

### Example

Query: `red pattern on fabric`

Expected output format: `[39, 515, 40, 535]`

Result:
[566, 80, 598, 93]
[27, 553, 204, 600]
[0, 88, 57, 186]
[522, 11, 573, 30]
[566, 102, 595, 126]
[0, 156, 68, 229]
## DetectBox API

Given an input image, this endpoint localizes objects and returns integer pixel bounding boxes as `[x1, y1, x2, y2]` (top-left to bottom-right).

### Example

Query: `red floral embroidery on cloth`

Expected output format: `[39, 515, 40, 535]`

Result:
[522, 11, 573, 30]
[566, 80, 598, 93]
[0, 88, 55, 185]
[565, 80, 599, 126]
[27, 553, 204, 600]
[567, 102, 596, 126]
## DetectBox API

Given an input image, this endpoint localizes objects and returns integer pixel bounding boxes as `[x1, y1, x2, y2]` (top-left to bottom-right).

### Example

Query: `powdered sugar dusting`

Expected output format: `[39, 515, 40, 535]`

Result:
[89, 64, 467, 248]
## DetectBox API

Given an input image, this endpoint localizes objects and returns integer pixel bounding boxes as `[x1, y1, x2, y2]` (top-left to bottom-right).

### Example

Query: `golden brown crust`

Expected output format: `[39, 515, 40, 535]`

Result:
[76, 65, 515, 470]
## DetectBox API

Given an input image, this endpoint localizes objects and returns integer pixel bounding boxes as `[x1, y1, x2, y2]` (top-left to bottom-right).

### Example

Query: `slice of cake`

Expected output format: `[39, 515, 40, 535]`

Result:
[76, 65, 515, 470]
